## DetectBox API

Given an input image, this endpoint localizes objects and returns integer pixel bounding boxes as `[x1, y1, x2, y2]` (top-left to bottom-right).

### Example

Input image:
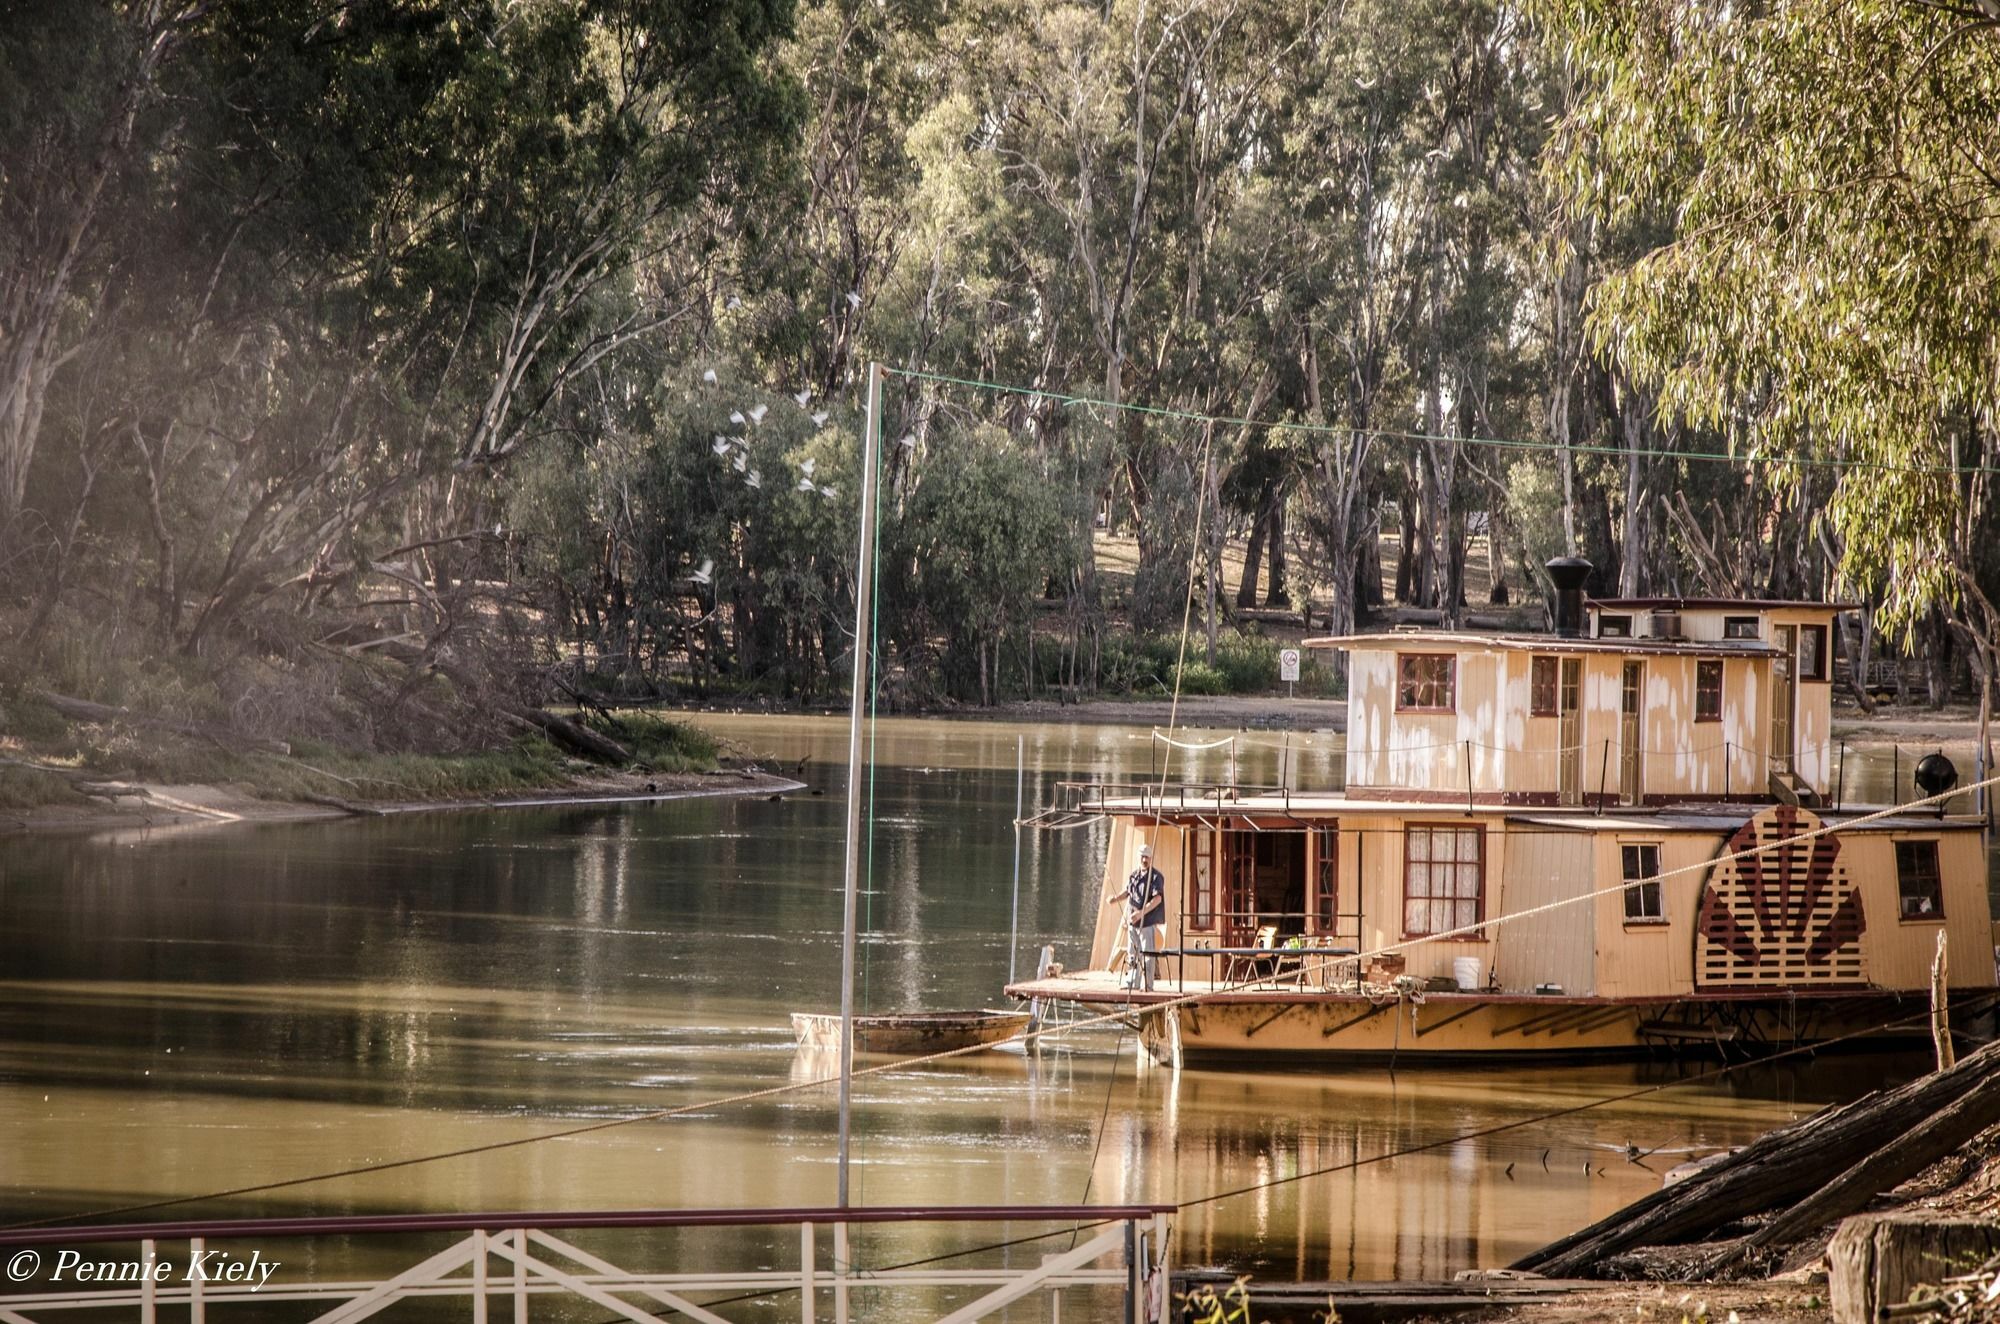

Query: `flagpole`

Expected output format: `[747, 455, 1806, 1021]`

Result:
[837, 362, 883, 1209]
[1009, 733, 1024, 984]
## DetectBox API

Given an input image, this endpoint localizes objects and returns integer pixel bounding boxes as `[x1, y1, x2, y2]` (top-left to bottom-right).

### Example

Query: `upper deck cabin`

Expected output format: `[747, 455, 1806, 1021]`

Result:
[1307, 560, 1851, 809]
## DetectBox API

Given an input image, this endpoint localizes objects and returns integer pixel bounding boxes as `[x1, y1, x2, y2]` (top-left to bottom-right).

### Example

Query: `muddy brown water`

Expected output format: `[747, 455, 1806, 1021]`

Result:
[0, 714, 1980, 1312]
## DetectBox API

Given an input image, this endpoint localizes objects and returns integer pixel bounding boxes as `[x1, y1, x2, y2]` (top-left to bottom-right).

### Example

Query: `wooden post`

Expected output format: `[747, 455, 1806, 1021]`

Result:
[472, 1230, 487, 1324]
[1829, 1214, 2000, 1324]
[1463, 739, 1474, 816]
[1932, 931, 1954, 1070]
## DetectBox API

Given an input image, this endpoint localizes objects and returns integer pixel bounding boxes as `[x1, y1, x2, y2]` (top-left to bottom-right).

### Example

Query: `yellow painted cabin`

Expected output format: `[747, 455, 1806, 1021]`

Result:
[1008, 576, 2000, 1063]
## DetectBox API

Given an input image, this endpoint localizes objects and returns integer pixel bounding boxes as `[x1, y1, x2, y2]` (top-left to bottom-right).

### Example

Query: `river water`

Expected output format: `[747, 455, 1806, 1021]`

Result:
[0, 713, 1967, 1305]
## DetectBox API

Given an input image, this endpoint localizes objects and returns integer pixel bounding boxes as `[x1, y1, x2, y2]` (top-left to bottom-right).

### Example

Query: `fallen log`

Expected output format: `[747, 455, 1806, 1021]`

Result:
[1513, 1037, 2000, 1278]
[300, 792, 387, 817]
[501, 707, 630, 764]
[373, 642, 633, 766]
[1698, 1050, 2000, 1276]
[32, 690, 291, 756]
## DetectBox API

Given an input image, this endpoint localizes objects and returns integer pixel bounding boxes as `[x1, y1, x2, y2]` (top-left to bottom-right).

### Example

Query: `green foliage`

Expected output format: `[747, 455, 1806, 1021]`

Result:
[1213, 634, 1280, 693]
[0, 766, 84, 810]
[888, 426, 1076, 700]
[1177, 1277, 1256, 1324]
[10, 0, 1988, 733]
[1537, 0, 2000, 630]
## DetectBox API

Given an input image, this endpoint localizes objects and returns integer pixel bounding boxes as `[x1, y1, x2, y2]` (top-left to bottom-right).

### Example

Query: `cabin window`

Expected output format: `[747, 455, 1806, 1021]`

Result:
[1397, 653, 1456, 712]
[1695, 660, 1724, 723]
[1403, 824, 1484, 938]
[1187, 828, 1215, 929]
[1799, 624, 1830, 682]
[1530, 656, 1559, 716]
[1621, 843, 1665, 922]
[1313, 825, 1338, 932]
[1894, 840, 1944, 919]
[1723, 616, 1760, 640]
[1598, 614, 1632, 639]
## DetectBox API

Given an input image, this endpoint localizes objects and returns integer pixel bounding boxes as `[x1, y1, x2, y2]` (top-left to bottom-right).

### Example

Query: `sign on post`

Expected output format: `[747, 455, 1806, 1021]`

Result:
[1279, 647, 1301, 693]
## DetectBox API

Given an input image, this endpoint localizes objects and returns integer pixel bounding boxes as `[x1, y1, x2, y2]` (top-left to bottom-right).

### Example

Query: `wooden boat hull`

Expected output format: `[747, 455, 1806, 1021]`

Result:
[790, 1010, 1031, 1057]
[1000, 974, 2000, 1066]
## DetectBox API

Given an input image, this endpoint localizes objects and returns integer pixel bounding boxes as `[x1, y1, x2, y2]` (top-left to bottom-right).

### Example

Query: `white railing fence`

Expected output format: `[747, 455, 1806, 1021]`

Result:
[0, 1205, 1174, 1324]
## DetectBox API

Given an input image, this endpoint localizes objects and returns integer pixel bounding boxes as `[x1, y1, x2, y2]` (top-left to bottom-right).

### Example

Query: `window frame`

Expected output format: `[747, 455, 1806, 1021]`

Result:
[1620, 841, 1666, 924]
[1530, 655, 1559, 717]
[1722, 615, 1761, 641]
[1598, 614, 1633, 639]
[1798, 623, 1831, 683]
[1893, 838, 1945, 921]
[1186, 827, 1216, 930]
[1313, 824, 1339, 933]
[1396, 652, 1458, 713]
[1401, 823, 1486, 940]
[1694, 659, 1724, 724]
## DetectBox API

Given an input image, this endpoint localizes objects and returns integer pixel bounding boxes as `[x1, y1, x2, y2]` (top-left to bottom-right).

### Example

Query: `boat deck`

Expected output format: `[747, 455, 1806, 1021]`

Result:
[1003, 969, 1974, 1008]
[1006, 971, 1995, 1061]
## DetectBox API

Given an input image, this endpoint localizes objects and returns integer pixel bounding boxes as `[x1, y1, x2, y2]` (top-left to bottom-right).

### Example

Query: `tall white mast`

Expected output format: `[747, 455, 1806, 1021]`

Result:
[837, 361, 883, 1208]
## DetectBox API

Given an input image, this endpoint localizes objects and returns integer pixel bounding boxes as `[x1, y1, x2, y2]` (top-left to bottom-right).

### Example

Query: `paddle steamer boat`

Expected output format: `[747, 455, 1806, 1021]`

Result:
[1006, 561, 2000, 1065]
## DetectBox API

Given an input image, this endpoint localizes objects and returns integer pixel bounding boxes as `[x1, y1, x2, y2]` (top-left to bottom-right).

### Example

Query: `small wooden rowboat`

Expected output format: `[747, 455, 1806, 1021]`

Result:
[790, 1009, 1031, 1056]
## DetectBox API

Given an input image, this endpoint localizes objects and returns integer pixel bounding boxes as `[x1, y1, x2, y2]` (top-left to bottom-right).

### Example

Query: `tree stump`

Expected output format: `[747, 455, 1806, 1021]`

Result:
[1828, 1213, 2000, 1324]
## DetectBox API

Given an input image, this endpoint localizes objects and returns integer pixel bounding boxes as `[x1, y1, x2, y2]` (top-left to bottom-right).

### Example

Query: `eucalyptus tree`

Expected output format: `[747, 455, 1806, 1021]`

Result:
[1, 0, 801, 666]
[1539, 0, 2000, 754]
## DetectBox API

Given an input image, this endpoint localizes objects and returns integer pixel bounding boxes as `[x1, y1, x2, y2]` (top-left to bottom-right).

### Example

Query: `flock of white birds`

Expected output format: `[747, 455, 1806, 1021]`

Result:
[689, 370, 855, 587]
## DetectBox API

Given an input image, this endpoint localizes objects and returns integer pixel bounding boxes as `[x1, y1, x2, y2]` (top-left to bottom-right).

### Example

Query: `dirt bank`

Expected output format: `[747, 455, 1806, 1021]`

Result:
[1449, 1280, 1830, 1322]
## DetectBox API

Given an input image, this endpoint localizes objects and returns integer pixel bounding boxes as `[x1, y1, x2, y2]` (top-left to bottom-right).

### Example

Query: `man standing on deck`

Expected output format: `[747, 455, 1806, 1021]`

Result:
[1109, 842, 1166, 991]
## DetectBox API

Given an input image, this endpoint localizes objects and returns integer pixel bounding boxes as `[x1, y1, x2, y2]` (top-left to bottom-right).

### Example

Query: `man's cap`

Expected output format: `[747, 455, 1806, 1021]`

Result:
[1137, 842, 1152, 857]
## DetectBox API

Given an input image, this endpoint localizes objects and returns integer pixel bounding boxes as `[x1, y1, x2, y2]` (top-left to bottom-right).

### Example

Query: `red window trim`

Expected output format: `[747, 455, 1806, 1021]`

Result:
[1530, 655, 1559, 718]
[1893, 838, 1945, 922]
[1694, 659, 1724, 724]
[1401, 821, 1486, 940]
[1620, 841, 1666, 923]
[1185, 828, 1216, 931]
[1313, 824, 1339, 934]
[1396, 652, 1458, 714]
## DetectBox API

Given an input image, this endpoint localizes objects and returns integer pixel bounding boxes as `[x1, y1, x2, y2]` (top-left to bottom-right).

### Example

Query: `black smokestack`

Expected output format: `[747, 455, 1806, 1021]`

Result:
[1546, 557, 1592, 638]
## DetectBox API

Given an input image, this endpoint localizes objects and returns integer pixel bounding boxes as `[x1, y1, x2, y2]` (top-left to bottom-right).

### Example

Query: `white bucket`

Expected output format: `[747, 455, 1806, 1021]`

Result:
[1452, 956, 1483, 991]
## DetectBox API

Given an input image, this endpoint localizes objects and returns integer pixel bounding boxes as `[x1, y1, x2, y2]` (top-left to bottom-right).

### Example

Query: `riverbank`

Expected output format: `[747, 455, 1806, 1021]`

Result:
[0, 767, 805, 836]
[0, 687, 808, 836]
[8, 687, 1991, 837]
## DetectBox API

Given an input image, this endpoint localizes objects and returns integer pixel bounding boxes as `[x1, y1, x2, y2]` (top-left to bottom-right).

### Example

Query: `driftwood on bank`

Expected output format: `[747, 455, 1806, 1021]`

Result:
[500, 706, 631, 764]
[1514, 1038, 2000, 1279]
[1698, 1046, 2000, 1275]
[32, 689, 292, 756]
[299, 791, 387, 817]
[373, 643, 633, 766]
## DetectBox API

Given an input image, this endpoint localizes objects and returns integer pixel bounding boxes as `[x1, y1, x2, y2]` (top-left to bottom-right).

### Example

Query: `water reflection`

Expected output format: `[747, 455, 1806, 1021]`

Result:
[0, 713, 1968, 1282]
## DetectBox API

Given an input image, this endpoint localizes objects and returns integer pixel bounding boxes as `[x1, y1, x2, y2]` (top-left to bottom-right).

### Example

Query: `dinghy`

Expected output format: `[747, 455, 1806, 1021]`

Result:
[790, 1009, 1030, 1057]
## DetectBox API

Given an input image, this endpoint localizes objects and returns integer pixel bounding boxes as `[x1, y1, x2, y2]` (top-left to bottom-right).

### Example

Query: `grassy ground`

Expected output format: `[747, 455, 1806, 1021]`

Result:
[0, 685, 720, 813]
